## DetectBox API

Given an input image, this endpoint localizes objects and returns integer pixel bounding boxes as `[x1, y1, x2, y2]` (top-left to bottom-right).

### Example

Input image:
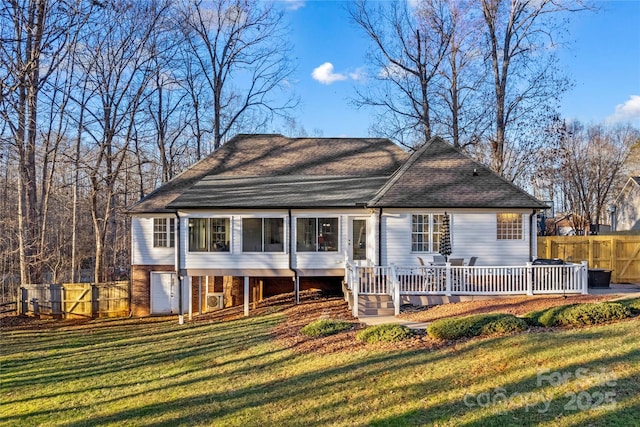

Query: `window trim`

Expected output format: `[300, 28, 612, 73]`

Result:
[153, 217, 175, 248]
[496, 212, 524, 240]
[242, 217, 285, 253]
[187, 217, 231, 252]
[296, 217, 339, 252]
[411, 213, 447, 253]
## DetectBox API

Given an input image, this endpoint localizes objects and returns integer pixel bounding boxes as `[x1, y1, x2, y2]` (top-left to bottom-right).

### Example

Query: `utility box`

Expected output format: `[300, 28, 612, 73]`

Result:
[588, 269, 612, 288]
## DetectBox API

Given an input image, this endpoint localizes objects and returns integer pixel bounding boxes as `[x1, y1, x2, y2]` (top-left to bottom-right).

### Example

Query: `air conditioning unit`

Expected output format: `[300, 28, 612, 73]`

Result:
[206, 292, 225, 310]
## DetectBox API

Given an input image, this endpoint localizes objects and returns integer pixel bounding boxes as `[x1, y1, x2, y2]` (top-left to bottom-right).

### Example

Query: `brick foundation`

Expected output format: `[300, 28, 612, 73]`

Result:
[132, 266, 344, 316]
[131, 264, 174, 317]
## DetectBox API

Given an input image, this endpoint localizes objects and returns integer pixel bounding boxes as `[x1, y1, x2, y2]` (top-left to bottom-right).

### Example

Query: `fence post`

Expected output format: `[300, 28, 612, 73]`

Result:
[92, 284, 99, 318]
[32, 298, 40, 318]
[20, 288, 27, 315]
[445, 263, 452, 296]
[526, 262, 533, 295]
[581, 261, 589, 294]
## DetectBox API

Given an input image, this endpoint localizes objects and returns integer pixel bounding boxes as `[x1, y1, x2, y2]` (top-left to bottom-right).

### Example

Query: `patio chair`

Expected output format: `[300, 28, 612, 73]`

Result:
[449, 258, 464, 266]
[432, 255, 446, 265]
[467, 256, 478, 266]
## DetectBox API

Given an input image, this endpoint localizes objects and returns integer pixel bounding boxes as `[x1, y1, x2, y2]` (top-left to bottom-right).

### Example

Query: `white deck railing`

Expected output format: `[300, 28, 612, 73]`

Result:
[345, 261, 589, 317]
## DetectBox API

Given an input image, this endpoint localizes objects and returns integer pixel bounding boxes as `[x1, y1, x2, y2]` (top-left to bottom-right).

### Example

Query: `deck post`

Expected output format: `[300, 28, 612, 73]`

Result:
[244, 276, 249, 317]
[581, 261, 589, 294]
[352, 265, 359, 318]
[390, 264, 400, 316]
[445, 263, 452, 296]
[526, 262, 533, 295]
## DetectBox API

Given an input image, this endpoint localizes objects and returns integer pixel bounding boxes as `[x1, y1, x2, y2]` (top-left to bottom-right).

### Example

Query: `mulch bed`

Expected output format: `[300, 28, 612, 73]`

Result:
[3, 291, 631, 354]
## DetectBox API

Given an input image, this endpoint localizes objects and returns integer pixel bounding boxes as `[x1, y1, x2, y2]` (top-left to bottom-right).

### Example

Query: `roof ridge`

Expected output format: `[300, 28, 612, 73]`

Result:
[368, 136, 441, 205]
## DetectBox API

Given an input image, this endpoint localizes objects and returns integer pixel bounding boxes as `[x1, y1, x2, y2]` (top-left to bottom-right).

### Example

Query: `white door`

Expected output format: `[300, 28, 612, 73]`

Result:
[151, 272, 178, 314]
[349, 218, 368, 263]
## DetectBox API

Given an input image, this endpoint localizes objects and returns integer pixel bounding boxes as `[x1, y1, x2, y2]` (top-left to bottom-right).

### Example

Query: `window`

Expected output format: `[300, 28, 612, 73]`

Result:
[296, 217, 338, 252]
[242, 218, 284, 252]
[411, 213, 446, 252]
[153, 218, 175, 248]
[188, 218, 230, 252]
[497, 213, 523, 240]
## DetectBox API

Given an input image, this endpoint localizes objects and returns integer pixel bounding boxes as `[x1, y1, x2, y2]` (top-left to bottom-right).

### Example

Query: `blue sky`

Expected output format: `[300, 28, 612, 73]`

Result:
[277, 0, 640, 137]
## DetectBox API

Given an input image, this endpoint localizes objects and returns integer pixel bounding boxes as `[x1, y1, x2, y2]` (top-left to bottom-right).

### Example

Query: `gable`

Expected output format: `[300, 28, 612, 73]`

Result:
[370, 137, 547, 209]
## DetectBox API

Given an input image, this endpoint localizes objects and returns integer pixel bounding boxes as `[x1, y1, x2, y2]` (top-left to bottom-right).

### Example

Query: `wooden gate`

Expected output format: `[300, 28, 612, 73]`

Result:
[20, 281, 130, 318]
[63, 284, 93, 317]
[537, 236, 640, 283]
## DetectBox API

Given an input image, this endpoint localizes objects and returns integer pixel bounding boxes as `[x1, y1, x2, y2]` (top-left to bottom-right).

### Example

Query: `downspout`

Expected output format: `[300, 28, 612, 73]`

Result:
[175, 212, 184, 324]
[377, 208, 383, 266]
[530, 210, 537, 262]
[288, 209, 299, 304]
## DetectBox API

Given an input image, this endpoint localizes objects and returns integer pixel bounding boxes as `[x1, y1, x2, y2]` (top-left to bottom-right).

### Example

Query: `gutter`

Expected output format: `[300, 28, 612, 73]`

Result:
[530, 210, 537, 262]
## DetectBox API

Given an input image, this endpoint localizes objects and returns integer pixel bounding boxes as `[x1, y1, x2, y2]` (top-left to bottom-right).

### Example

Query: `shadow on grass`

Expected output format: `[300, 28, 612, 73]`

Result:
[2, 308, 639, 426]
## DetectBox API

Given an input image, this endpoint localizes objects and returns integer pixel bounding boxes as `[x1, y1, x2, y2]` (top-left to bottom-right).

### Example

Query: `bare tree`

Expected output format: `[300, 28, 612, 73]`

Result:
[0, 0, 91, 283]
[349, 0, 451, 148]
[178, 0, 297, 150]
[537, 120, 639, 230]
[424, 0, 489, 148]
[75, 0, 169, 281]
[480, 0, 578, 176]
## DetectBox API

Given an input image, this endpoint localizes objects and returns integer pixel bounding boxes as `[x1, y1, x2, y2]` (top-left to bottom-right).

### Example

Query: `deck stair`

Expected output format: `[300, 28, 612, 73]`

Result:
[358, 294, 395, 316]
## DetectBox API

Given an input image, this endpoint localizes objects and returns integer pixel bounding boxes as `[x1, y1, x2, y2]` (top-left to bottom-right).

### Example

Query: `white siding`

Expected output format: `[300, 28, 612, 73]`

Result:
[180, 210, 290, 270]
[382, 209, 533, 267]
[131, 215, 176, 266]
[177, 209, 372, 271]
[616, 185, 640, 231]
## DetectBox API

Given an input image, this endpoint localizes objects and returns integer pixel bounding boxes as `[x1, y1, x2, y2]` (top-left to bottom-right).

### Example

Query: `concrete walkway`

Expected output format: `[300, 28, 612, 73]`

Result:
[358, 283, 640, 330]
[588, 283, 640, 299]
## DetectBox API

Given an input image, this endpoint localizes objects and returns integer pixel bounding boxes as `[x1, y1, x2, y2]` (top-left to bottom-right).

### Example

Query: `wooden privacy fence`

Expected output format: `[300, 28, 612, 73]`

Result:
[20, 281, 130, 318]
[537, 235, 640, 283]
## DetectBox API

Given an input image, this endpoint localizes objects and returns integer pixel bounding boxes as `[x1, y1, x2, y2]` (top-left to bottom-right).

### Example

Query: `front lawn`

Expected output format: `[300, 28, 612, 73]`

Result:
[2, 305, 639, 426]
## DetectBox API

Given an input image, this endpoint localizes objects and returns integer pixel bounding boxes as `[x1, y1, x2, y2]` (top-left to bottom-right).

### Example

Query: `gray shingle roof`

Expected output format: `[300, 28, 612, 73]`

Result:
[130, 134, 547, 212]
[129, 134, 408, 213]
[370, 137, 548, 209]
[167, 175, 390, 209]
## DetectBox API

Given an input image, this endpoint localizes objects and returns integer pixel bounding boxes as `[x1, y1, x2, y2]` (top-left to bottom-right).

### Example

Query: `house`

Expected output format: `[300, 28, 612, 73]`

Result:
[610, 176, 640, 231]
[129, 134, 551, 318]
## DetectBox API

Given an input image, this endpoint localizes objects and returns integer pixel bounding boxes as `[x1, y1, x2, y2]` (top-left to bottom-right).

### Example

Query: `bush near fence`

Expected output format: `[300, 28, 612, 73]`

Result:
[20, 281, 130, 319]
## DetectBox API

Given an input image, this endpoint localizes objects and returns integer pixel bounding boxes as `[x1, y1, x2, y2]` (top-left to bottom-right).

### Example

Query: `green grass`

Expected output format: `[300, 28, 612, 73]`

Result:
[2, 313, 640, 426]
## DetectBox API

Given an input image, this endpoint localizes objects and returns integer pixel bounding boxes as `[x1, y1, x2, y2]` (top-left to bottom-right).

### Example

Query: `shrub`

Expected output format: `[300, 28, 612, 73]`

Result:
[556, 303, 631, 326]
[480, 315, 528, 335]
[300, 319, 353, 337]
[356, 323, 413, 344]
[619, 298, 640, 315]
[521, 310, 545, 327]
[427, 313, 527, 341]
[523, 302, 632, 327]
[537, 304, 578, 327]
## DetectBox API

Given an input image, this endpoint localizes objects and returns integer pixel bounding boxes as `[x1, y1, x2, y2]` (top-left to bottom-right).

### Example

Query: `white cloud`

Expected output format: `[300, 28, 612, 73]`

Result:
[349, 67, 366, 82]
[379, 62, 408, 79]
[283, 0, 305, 11]
[312, 62, 348, 85]
[608, 95, 640, 123]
